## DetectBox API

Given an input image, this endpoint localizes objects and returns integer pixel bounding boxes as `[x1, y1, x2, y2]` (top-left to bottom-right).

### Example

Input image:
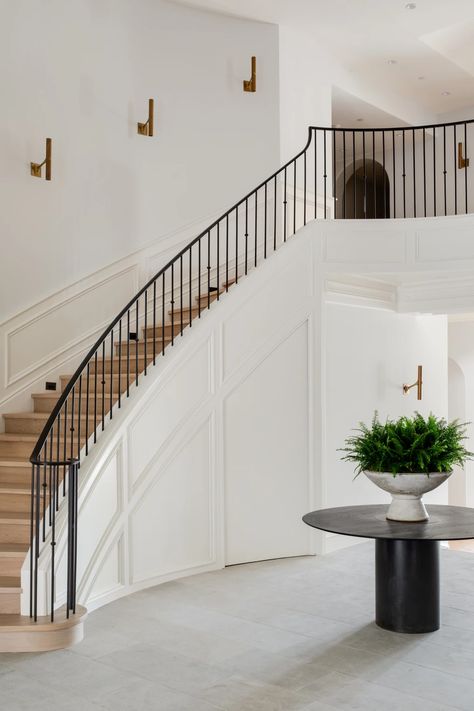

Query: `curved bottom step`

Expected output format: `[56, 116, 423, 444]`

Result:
[0, 605, 87, 653]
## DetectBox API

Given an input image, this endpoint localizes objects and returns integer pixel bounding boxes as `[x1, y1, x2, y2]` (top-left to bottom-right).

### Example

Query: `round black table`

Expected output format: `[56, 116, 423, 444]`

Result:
[303, 504, 474, 634]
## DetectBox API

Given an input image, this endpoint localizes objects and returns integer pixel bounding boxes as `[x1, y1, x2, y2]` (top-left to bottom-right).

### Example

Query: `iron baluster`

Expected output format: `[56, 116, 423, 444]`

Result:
[433, 126, 437, 216]
[323, 129, 327, 218]
[443, 125, 447, 216]
[126, 312, 130, 396]
[153, 280, 156, 363]
[412, 128, 416, 218]
[135, 300, 139, 386]
[109, 332, 113, 416]
[162, 272, 166, 354]
[274, 175, 278, 248]
[244, 201, 248, 275]
[465, 122, 468, 214]
[454, 124, 458, 215]
[423, 128, 427, 217]
[85, 363, 90, 454]
[293, 159, 296, 235]
[254, 193, 257, 267]
[303, 150, 307, 225]
[101, 342, 105, 429]
[144, 290, 148, 374]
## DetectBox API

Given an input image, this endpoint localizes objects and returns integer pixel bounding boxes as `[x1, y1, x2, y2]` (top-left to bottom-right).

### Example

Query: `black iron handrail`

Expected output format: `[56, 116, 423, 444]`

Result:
[28, 120, 474, 621]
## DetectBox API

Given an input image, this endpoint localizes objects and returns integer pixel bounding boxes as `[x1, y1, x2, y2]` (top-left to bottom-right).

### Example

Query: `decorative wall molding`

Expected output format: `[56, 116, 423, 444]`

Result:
[325, 275, 397, 309]
[398, 274, 474, 314]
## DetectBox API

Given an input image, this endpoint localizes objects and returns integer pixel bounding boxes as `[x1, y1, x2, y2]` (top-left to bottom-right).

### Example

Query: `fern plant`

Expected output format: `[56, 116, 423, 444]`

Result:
[341, 412, 472, 477]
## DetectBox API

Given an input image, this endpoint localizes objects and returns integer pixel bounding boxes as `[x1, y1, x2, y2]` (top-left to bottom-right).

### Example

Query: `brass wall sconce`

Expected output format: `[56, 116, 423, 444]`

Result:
[403, 365, 423, 400]
[137, 99, 154, 136]
[31, 138, 52, 180]
[458, 142, 470, 169]
[243, 56, 257, 93]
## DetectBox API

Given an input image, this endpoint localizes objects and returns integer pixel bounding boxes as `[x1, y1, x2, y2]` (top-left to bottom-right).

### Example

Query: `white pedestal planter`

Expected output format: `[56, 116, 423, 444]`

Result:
[364, 471, 452, 522]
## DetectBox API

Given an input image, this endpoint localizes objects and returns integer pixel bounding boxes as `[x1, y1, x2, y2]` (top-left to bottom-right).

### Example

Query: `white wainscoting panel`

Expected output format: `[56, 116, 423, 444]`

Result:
[127, 339, 212, 490]
[224, 321, 310, 564]
[323, 227, 408, 265]
[130, 418, 214, 584]
[415, 226, 474, 264]
[222, 243, 312, 380]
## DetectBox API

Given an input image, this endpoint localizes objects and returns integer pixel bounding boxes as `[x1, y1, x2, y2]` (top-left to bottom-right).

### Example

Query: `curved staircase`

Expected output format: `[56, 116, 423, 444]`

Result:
[0, 119, 472, 652]
[0, 289, 222, 650]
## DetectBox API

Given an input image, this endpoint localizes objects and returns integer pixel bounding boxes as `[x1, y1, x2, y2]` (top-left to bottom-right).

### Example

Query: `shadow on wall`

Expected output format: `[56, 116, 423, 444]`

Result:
[336, 160, 390, 219]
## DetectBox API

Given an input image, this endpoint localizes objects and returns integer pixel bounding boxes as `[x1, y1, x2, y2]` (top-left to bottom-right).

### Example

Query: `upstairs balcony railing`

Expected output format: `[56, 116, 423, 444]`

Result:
[28, 119, 473, 621]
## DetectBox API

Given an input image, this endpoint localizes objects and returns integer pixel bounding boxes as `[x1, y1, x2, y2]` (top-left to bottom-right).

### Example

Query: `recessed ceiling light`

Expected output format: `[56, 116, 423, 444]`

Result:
[441, 91, 451, 96]
[405, 2, 416, 9]
[387, 59, 398, 65]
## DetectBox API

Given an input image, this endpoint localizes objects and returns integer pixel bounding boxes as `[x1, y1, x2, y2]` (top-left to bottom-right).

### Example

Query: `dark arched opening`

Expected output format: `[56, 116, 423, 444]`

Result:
[336, 160, 390, 219]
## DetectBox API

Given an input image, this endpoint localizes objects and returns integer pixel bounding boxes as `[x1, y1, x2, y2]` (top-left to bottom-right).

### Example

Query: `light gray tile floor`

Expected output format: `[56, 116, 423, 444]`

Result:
[1, 543, 473, 710]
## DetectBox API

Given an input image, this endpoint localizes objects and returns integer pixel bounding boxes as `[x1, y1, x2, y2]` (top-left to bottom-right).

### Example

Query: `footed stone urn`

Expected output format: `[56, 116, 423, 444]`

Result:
[364, 471, 452, 522]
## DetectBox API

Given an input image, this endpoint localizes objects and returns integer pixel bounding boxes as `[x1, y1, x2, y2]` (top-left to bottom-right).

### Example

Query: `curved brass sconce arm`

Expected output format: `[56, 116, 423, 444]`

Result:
[403, 365, 423, 400]
[243, 56, 256, 93]
[31, 138, 52, 180]
[138, 99, 154, 136]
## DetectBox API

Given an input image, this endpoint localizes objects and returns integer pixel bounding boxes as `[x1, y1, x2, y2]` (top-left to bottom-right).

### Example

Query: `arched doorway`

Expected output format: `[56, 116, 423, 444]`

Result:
[336, 160, 390, 219]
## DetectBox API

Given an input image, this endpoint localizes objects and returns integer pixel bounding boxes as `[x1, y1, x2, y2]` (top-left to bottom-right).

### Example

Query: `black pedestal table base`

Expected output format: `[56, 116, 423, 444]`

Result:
[375, 539, 440, 633]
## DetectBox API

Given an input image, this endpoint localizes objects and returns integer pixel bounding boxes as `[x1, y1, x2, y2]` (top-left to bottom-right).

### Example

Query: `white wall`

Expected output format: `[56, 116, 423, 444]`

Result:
[324, 304, 448, 532]
[278, 26, 332, 162]
[0, 0, 280, 322]
[448, 356, 467, 506]
[448, 320, 474, 508]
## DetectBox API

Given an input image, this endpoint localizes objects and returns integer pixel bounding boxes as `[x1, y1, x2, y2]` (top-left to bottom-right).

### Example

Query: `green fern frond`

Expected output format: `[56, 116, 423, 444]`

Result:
[339, 412, 473, 476]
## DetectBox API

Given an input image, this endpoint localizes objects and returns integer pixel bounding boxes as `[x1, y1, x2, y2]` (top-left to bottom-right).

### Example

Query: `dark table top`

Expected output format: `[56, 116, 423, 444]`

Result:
[303, 505, 474, 541]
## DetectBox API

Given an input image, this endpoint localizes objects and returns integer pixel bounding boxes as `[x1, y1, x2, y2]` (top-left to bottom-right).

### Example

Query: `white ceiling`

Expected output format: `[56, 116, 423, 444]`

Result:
[331, 87, 409, 129]
[173, 0, 474, 117]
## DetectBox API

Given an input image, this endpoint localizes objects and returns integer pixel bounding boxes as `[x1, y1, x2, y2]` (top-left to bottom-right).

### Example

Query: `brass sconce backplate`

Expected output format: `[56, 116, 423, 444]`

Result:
[243, 56, 257, 93]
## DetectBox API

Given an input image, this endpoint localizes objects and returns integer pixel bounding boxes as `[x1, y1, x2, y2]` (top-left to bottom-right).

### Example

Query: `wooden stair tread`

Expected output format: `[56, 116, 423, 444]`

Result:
[3, 412, 96, 421]
[0, 511, 29, 524]
[0, 576, 21, 590]
[0, 434, 41, 443]
[32, 392, 91, 399]
[116, 337, 173, 346]
[3, 412, 49, 420]
[0, 483, 30, 495]
[0, 456, 30, 463]
[0, 544, 28, 555]
[59, 373, 126, 380]
[0, 460, 30, 469]
[0, 433, 87, 443]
